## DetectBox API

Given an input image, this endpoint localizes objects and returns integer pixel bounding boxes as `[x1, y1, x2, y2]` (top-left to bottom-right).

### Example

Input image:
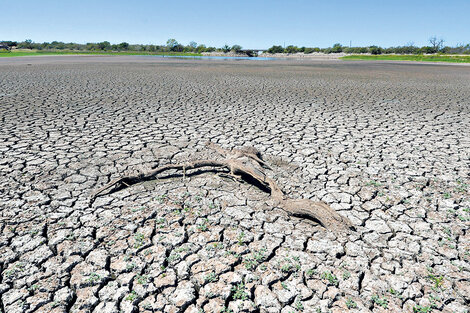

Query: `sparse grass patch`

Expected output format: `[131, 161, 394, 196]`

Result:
[321, 271, 339, 286]
[428, 273, 444, 289]
[205, 272, 217, 283]
[371, 295, 388, 308]
[341, 54, 470, 63]
[134, 232, 145, 248]
[413, 305, 433, 313]
[295, 300, 304, 311]
[126, 290, 138, 301]
[136, 274, 148, 285]
[366, 180, 381, 187]
[346, 298, 357, 309]
[306, 268, 316, 278]
[231, 282, 248, 300]
[0, 50, 204, 58]
[86, 272, 101, 284]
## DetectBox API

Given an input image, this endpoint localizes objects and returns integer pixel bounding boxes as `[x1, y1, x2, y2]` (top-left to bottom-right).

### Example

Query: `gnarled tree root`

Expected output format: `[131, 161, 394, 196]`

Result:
[91, 142, 353, 234]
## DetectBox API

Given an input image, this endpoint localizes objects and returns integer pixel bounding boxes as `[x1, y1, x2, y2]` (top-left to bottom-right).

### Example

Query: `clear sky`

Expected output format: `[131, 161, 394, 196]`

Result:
[1, 0, 469, 49]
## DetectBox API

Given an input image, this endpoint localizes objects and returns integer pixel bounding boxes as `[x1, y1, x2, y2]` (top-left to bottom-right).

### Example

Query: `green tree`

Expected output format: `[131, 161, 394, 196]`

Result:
[19, 39, 34, 49]
[196, 44, 206, 53]
[166, 38, 179, 50]
[231, 44, 242, 53]
[97, 41, 111, 50]
[285, 45, 298, 54]
[369, 46, 383, 55]
[267, 45, 284, 53]
[118, 42, 129, 50]
[331, 43, 343, 53]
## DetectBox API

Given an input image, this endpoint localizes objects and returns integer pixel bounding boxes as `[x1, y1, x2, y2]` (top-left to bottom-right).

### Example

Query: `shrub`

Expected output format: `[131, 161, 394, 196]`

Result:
[267, 45, 284, 54]
[285, 45, 299, 54]
[231, 44, 242, 53]
[331, 43, 343, 53]
[369, 46, 383, 55]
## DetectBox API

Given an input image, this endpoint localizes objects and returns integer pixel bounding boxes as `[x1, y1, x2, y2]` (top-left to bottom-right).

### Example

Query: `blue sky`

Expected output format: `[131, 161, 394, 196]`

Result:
[1, 0, 469, 48]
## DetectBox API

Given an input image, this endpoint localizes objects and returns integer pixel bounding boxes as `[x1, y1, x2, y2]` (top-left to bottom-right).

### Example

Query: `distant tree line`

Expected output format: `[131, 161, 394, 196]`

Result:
[0, 39, 249, 54]
[267, 37, 470, 55]
[2, 36, 469, 55]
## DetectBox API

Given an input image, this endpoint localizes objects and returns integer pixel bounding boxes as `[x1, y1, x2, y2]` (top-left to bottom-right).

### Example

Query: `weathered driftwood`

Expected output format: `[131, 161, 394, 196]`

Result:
[91, 142, 353, 233]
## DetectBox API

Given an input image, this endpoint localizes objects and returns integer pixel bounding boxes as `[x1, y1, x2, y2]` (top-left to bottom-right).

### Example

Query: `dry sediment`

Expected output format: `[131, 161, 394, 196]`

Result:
[0, 56, 469, 313]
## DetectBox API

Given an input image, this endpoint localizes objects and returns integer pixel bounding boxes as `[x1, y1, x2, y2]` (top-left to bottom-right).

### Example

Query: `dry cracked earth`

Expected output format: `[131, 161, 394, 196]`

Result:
[0, 56, 469, 313]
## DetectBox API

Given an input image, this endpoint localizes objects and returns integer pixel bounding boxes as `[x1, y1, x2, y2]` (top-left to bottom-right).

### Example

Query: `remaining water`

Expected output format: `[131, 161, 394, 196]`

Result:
[140, 55, 277, 61]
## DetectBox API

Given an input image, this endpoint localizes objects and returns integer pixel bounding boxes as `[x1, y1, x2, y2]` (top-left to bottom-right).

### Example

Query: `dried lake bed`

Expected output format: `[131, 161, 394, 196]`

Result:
[0, 56, 469, 312]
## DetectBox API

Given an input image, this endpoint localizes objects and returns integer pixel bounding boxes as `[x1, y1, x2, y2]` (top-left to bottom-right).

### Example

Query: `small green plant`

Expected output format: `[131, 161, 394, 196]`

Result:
[346, 298, 357, 309]
[237, 232, 245, 245]
[197, 218, 209, 231]
[212, 242, 224, 250]
[321, 271, 339, 286]
[29, 284, 40, 292]
[4, 269, 16, 278]
[371, 295, 388, 308]
[253, 248, 266, 262]
[342, 271, 351, 280]
[231, 282, 248, 300]
[443, 192, 451, 199]
[428, 274, 444, 289]
[281, 281, 289, 290]
[142, 302, 153, 310]
[455, 180, 468, 193]
[413, 305, 432, 313]
[166, 253, 181, 263]
[86, 272, 101, 284]
[126, 262, 137, 271]
[175, 246, 187, 253]
[295, 300, 304, 311]
[136, 274, 148, 285]
[243, 257, 258, 271]
[306, 268, 316, 277]
[50, 301, 60, 308]
[205, 272, 217, 283]
[155, 194, 167, 203]
[281, 263, 292, 273]
[126, 290, 138, 302]
[367, 180, 381, 187]
[197, 223, 208, 231]
[134, 233, 145, 248]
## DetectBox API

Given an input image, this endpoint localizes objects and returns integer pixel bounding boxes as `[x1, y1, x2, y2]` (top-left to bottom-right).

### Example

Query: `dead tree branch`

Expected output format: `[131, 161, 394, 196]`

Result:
[90, 142, 353, 233]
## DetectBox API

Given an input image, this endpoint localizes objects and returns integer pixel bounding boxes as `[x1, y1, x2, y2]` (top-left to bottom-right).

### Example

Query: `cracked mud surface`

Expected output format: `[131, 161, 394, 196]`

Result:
[1, 56, 469, 313]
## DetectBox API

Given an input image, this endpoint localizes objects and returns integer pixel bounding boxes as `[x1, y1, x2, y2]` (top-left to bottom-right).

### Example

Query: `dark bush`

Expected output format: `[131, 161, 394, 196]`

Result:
[285, 45, 298, 54]
[267, 45, 284, 54]
[369, 46, 383, 55]
[231, 45, 242, 53]
[331, 43, 343, 53]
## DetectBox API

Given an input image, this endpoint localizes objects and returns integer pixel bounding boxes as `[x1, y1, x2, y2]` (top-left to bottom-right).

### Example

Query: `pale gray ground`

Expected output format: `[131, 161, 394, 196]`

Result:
[0, 56, 469, 313]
